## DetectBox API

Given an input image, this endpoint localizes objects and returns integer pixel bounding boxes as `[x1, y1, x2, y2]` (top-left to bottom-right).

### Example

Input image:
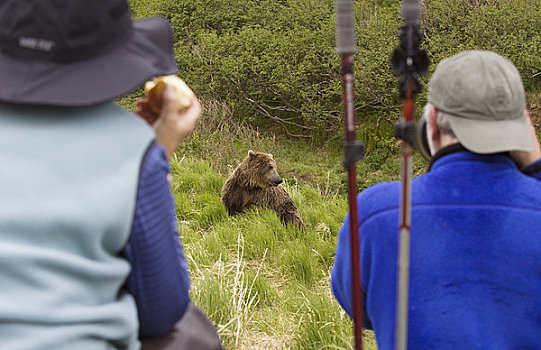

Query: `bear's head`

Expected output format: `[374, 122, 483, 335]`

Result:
[236, 150, 283, 189]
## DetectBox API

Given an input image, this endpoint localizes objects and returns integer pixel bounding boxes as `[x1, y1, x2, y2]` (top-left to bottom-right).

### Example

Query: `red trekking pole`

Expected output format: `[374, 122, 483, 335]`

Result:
[391, 0, 429, 349]
[335, 0, 365, 349]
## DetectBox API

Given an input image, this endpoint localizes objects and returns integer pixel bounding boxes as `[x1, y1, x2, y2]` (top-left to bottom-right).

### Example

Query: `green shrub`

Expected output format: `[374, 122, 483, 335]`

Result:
[423, 0, 541, 92]
[129, 0, 540, 149]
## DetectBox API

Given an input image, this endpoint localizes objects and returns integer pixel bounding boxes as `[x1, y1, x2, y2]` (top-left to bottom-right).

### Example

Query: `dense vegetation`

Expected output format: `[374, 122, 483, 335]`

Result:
[129, 0, 540, 149]
[123, 1, 541, 348]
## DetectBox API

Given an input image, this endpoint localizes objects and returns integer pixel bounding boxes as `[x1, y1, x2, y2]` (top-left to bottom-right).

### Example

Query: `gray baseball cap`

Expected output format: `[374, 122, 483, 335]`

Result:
[427, 50, 531, 153]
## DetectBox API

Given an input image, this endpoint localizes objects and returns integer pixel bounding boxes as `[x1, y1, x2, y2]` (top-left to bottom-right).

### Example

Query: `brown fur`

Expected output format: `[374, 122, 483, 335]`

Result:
[221, 150, 304, 228]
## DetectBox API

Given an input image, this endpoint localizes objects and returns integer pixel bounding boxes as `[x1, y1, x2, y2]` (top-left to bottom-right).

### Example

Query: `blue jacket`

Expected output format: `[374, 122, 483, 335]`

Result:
[331, 148, 541, 349]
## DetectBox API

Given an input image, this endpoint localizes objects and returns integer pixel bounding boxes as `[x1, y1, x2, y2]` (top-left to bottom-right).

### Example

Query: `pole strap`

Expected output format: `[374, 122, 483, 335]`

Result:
[343, 141, 365, 169]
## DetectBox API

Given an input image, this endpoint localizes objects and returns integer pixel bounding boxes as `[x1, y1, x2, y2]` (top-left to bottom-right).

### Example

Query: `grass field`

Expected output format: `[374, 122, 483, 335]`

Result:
[124, 89, 541, 349]
[153, 97, 422, 350]
[172, 155, 359, 349]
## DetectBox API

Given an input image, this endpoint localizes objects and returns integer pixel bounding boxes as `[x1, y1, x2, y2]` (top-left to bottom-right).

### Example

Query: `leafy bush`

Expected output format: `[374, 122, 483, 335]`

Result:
[129, 0, 540, 149]
[423, 0, 541, 92]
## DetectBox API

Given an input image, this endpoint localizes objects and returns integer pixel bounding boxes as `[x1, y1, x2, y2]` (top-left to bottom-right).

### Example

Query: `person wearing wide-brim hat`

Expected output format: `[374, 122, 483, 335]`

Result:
[0, 1, 221, 349]
[331, 50, 541, 349]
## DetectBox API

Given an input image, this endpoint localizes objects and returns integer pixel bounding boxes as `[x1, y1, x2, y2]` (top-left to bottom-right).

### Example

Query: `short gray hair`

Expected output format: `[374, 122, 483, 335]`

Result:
[436, 111, 456, 137]
[422, 105, 456, 137]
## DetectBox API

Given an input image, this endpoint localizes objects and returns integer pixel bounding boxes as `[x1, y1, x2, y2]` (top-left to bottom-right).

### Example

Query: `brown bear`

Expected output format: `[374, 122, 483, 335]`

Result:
[221, 150, 304, 228]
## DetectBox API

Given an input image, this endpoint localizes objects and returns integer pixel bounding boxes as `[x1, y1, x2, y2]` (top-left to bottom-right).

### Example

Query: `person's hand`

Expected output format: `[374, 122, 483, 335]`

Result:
[136, 96, 159, 125]
[136, 86, 201, 160]
[510, 110, 541, 168]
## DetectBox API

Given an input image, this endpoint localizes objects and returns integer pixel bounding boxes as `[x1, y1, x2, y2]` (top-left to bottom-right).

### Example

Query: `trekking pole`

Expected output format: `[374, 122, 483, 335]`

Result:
[335, 0, 365, 349]
[391, 1, 429, 349]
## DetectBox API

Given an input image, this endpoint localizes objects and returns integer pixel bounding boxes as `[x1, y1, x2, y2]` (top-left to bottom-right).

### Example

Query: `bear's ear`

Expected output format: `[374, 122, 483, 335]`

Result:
[268, 153, 273, 159]
[248, 150, 257, 158]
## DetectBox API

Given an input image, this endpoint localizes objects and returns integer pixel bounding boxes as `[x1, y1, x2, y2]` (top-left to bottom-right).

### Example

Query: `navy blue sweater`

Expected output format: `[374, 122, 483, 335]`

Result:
[331, 150, 541, 349]
[123, 143, 190, 338]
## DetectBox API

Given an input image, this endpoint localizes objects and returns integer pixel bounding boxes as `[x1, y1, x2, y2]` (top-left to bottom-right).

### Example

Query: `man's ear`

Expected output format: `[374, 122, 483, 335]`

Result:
[428, 104, 440, 141]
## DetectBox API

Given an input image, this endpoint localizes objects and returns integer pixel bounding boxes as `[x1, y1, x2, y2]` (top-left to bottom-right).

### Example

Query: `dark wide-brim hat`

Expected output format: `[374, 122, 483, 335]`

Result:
[0, 0, 178, 106]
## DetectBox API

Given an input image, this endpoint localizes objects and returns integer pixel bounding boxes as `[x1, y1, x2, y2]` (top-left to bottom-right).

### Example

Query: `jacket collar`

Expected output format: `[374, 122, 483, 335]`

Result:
[428, 143, 514, 172]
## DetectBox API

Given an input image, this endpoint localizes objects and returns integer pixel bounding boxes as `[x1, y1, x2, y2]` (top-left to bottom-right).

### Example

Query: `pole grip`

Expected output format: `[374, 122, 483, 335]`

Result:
[401, 0, 421, 22]
[335, 0, 357, 54]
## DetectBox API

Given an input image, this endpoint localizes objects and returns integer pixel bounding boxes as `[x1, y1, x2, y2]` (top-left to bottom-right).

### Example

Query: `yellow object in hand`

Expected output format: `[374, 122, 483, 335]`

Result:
[144, 75, 194, 114]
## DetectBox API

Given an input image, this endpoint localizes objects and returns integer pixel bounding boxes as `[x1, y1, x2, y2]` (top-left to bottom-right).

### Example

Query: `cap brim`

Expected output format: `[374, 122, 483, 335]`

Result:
[448, 114, 532, 154]
[0, 17, 178, 106]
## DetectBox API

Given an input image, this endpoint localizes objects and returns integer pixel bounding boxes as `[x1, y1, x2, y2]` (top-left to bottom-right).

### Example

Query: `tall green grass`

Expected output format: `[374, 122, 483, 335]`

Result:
[117, 86, 429, 349]
[172, 156, 382, 349]
[162, 89, 541, 350]
[158, 97, 423, 349]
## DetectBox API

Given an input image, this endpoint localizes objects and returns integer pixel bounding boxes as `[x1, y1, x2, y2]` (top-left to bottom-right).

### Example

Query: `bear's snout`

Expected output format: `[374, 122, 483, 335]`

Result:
[270, 174, 283, 186]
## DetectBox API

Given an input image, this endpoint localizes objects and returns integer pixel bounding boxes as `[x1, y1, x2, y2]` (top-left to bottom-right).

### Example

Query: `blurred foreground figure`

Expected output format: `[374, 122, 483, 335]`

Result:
[0, 1, 221, 349]
[332, 50, 541, 350]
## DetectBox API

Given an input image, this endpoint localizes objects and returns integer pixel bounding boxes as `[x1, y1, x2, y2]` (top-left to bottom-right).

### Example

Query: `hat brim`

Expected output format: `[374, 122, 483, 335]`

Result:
[0, 17, 178, 106]
[448, 113, 532, 154]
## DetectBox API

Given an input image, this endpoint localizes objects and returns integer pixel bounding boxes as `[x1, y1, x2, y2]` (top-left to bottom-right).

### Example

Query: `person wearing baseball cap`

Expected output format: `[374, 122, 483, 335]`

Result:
[331, 50, 541, 349]
[425, 50, 538, 164]
[0, 1, 221, 349]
